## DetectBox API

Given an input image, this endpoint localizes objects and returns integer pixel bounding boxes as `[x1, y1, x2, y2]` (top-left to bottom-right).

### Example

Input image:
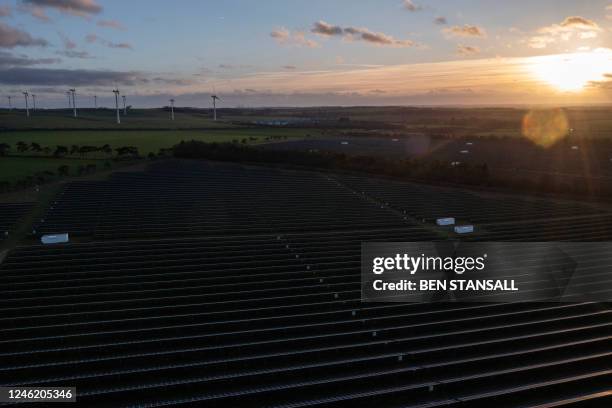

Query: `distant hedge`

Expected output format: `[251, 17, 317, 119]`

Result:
[172, 140, 490, 186]
[172, 140, 612, 201]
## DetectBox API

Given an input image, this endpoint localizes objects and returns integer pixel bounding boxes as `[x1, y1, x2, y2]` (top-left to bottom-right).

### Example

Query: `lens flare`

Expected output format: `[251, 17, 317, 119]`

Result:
[522, 108, 569, 148]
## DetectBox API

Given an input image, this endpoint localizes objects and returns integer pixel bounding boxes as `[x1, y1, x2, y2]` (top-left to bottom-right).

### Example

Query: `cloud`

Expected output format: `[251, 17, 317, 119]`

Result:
[151, 76, 196, 86]
[434, 16, 447, 25]
[443, 24, 487, 38]
[217, 63, 254, 70]
[56, 49, 92, 58]
[310, 20, 416, 47]
[56, 31, 94, 58]
[344, 26, 415, 47]
[311, 20, 343, 36]
[559, 16, 599, 30]
[403, 0, 421, 12]
[96, 19, 125, 30]
[21, 0, 102, 18]
[529, 16, 601, 49]
[86, 33, 133, 49]
[537, 16, 600, 36]
[0, 67, 148, 86]
[58, 31, 76, 49]
[270, 27, 318, 48]
[270, 28, 289, 41]
[527, 36, 556, 49]
[18, 3, 50, 21]
[0, 5, 11, 17]
[0, 22, 48, 48]
[456, 44, 480, 56]
[0, 51, 59, 67]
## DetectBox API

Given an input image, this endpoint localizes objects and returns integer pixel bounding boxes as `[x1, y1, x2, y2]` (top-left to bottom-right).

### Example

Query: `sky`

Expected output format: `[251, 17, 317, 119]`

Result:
[2, 0, 612, 107]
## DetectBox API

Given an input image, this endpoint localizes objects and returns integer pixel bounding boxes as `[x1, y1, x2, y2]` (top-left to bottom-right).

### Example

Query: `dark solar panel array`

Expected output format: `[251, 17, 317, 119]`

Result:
[0, 202, 32, 240]
[33, 162, 404, 239]
[337, 175, 609, 225]
[2, 161, 611, 407]
[337, 174, 612, 241]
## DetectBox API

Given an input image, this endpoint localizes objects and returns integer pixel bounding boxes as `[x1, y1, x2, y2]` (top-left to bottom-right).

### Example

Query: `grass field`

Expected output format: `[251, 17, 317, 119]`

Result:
[0, 109, 236, 130]
[0, 128, 317, 155]
[0, 108, 320, 184]
[0, 157, 106, 182]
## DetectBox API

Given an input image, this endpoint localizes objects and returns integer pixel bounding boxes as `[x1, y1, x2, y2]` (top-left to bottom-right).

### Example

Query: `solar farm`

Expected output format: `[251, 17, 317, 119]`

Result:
[1, 159, 611, 407]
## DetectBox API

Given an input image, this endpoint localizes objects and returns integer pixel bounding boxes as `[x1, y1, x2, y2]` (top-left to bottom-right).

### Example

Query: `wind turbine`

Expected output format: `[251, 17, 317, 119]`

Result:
[7, 95, 12, 110]
[69, 88, 77, 117]
[94, 95, 97, 109]
[31, 94, 36, 111]
[22, 91, 29, 118]
[169, 98, 175, 120]
[211, 93, 221, 121]
[66, 91, 72, 110]
[113, 89, 121, 124]
[122, 95, 127, 115]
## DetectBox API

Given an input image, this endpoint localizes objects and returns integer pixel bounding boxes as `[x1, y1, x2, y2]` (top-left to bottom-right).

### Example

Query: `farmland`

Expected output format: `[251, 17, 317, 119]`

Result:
[4, 106, 612, 193]
[0, 109, 322, 184]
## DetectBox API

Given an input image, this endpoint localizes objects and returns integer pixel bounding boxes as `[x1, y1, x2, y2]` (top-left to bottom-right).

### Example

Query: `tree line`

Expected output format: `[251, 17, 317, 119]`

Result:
[171, 139, 612, 201]
[0, 142, 140, 159]
[172, 140, 490, 187]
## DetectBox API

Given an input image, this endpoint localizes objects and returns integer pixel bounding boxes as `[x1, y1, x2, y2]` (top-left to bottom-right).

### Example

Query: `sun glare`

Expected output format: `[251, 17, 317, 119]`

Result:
[528, 49, 612, 92]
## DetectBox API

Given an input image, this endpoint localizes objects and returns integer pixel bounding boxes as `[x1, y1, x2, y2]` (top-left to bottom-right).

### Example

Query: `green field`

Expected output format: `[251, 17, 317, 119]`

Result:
[0, 128, 316, 155]
[0, 157, 105, 182]
[0, 108, 320, 184]
[0, 109, 235, 130]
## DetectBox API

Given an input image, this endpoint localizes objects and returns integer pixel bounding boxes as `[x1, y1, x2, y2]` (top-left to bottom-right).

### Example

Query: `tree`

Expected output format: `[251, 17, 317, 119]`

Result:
[54, 145, 69, 157]
[115, 146, 139, 158]
[16, 141, 28, 153]
[30, 142, 42, 154]
[70, 145, 79, 156]
[101, 144, 112, 156]
[42, 146, 51, 156]
[78, 146, 97, 158]
[0, 143, 9, 156]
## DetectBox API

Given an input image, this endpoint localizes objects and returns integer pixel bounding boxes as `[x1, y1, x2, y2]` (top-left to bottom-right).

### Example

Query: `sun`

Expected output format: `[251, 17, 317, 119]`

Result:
[528, 49, 612, 92]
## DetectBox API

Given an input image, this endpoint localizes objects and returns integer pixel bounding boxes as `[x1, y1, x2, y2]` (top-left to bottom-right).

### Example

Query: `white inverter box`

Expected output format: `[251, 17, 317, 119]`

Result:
[454, 225, 474, 234]
[436, 217, 455, 226]
[41, 233, 69, 244]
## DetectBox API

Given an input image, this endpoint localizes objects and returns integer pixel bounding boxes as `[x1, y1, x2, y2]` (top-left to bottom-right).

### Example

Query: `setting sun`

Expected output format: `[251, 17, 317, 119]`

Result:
[528, 49, 612, 92]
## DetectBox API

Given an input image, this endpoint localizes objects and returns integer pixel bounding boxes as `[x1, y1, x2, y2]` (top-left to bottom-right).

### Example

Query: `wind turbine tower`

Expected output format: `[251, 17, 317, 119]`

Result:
[69, 88, 77, 117]
[7, 95, 11, 110]
[94, 95, 97, 109]
[122, 95, 127, 115]
[23, 91, 29, 118]
[31, 94, 36, 111]
[211, 94, 221, 121]
[169, 98, 175, 120]
[66, 91, 72, 110]
[113, 89, 121, 124]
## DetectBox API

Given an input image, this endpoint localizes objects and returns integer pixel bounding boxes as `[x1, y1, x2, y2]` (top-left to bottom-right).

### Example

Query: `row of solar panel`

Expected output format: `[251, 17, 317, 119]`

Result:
[2, 160, 611, 407]
[0, 202, 32, 240]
